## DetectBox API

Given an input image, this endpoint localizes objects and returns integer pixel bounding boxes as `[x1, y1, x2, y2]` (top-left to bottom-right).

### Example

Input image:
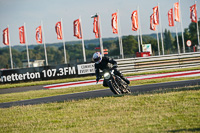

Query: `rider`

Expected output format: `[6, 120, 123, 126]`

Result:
[93, 52, 130, 87]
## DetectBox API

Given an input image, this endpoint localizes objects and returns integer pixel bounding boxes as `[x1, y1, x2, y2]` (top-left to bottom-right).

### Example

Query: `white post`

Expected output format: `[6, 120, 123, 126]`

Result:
[137, 29, 141, 52]
[175, 26, 180, 54]
[41, 21, 48, 66]
[61, 18, 67, 64]
[98, 14, 104, 56]
[24, 23, 30, 67]
[179, 0, 185, 53]
[156, 28, 160, 56]
[138, 6, 143, 45]
[137, 6, 141, 52]
[158, 3, 165, 55]
[7, 25, 13, 69]
[117, 9, 124, 59]
[79, 16, 86, 62]
[173, 4, 180, 54]
[195, 1, 200, 49]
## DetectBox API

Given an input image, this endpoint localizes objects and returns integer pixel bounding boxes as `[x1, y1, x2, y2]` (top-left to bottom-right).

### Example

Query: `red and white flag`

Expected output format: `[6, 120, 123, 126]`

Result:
[150, 14, 156, 31]
[55, 21, 63, 40]
[174, 2, 180, 22]
[93, 16, 100, 38]
[19, 26, 26, 44]
[190, 4, 197, 23]
[131, 10, 139, 31]
[3, 28, 9, 45]
[36, 26, 42, 44]
[168, 8, 174, 27]
[111, 12, 118, 34]
[153, 6, 159, 25]
[73, 19, 82, 39]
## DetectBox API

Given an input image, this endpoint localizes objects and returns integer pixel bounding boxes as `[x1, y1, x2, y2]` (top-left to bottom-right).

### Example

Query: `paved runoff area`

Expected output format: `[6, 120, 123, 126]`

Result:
[44, 70, 200, 90]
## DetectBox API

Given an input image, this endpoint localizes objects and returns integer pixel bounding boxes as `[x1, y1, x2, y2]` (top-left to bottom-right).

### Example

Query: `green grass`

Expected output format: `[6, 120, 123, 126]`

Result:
[0, 86, 199, 132]
[0, 67, 199, 132]
[0, 76, 200, 103]
[1, 66, 200, 89]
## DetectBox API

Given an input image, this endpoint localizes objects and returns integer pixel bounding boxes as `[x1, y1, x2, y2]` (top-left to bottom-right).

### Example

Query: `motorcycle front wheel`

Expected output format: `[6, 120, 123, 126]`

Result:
[115, 76, 131, 94]
[107, 79, 122, 95]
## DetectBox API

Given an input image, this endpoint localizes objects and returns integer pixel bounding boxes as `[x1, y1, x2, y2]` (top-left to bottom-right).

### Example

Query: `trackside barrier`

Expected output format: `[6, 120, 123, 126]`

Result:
[116, 52, 200, 74]
[0, 52, 200, 83]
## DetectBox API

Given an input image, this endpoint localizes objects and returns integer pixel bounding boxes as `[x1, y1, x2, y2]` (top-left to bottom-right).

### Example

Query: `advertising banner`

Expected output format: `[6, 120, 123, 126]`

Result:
[0, 63, 95, 83]
[142, 44, 152, 54]
[77, 63, 95, 75]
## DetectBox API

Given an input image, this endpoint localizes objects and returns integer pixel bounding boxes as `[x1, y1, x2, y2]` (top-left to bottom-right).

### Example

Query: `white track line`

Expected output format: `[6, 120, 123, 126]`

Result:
[44, 70, 200, 89]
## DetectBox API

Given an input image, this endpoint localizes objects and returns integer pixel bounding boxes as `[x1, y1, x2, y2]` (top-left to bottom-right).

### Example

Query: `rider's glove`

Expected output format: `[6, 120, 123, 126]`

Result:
[96, 77, 100, 82]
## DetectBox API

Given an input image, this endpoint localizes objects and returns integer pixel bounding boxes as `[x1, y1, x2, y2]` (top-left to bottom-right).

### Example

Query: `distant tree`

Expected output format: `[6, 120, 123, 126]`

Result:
[184, 28, 191, 42]
[122, 35, 138, 56]
[32, 45, 44, 60]
[103, 40, 118, 57]
[0, 48, 10, 68]
[164, 29, 175, 52]
[188, 19, 200, 46]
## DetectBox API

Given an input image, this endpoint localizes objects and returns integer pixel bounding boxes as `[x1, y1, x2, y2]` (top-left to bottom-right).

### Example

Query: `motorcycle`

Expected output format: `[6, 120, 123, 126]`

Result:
[97, 68, 131, 95]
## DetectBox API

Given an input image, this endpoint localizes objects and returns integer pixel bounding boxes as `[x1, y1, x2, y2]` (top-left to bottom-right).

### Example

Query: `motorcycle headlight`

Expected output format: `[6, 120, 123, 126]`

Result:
[104, 72, 110, 79]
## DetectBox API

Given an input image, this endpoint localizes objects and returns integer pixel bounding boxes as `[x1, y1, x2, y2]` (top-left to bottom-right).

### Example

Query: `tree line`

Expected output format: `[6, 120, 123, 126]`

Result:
[0, 20, 199, 69]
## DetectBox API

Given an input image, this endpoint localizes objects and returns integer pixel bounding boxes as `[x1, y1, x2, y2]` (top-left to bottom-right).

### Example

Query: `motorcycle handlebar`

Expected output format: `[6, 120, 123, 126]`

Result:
[96, 67, 117, 83]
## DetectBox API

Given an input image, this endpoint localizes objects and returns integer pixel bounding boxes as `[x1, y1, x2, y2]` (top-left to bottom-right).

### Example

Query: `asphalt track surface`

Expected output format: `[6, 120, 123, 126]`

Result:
[0, 79, 199, 108]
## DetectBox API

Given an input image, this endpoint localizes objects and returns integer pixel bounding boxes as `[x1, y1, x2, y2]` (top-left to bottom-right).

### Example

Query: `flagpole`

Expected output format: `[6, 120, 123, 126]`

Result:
[137, 6, 141, 52]
[137, 31, 141, 52]
[98, 14, 104, 56]
[156, 27, 160, 56]
[137, 29, 141, 52]
[79, 16, 86, 62]
[24, 23, 30, 67]
[175, 26, 180, 54]
[179, 0, 185, 53]
[117, 9, 124, 59]
[195, 1, 200, 48]
[158, 3, 165, 55]
[7, 25, 13, 69]
[173, 4, 181, 54]
[61, 18, 67, 64]
[138, 6, 143, 45]
[41, 21, 48, 66]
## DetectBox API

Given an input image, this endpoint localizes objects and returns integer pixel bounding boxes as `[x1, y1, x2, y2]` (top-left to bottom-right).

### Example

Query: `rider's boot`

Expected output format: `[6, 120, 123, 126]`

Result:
[114, 69, 130, 84]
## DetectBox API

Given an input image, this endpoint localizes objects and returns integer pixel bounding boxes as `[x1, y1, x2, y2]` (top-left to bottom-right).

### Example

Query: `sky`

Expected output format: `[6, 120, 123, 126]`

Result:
[0, 0, 199, 46]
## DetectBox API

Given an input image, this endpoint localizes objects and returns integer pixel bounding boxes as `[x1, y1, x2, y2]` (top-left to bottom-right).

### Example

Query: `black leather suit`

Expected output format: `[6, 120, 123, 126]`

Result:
[95, 56, 126, 87]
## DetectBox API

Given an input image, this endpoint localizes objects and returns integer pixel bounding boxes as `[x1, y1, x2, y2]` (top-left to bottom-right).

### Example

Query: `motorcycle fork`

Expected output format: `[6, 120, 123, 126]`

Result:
[115, 76, 127, 93]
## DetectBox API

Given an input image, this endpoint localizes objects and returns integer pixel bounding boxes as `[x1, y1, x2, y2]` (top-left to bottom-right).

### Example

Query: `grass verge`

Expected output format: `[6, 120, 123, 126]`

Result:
[0, 85, 199, 132]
